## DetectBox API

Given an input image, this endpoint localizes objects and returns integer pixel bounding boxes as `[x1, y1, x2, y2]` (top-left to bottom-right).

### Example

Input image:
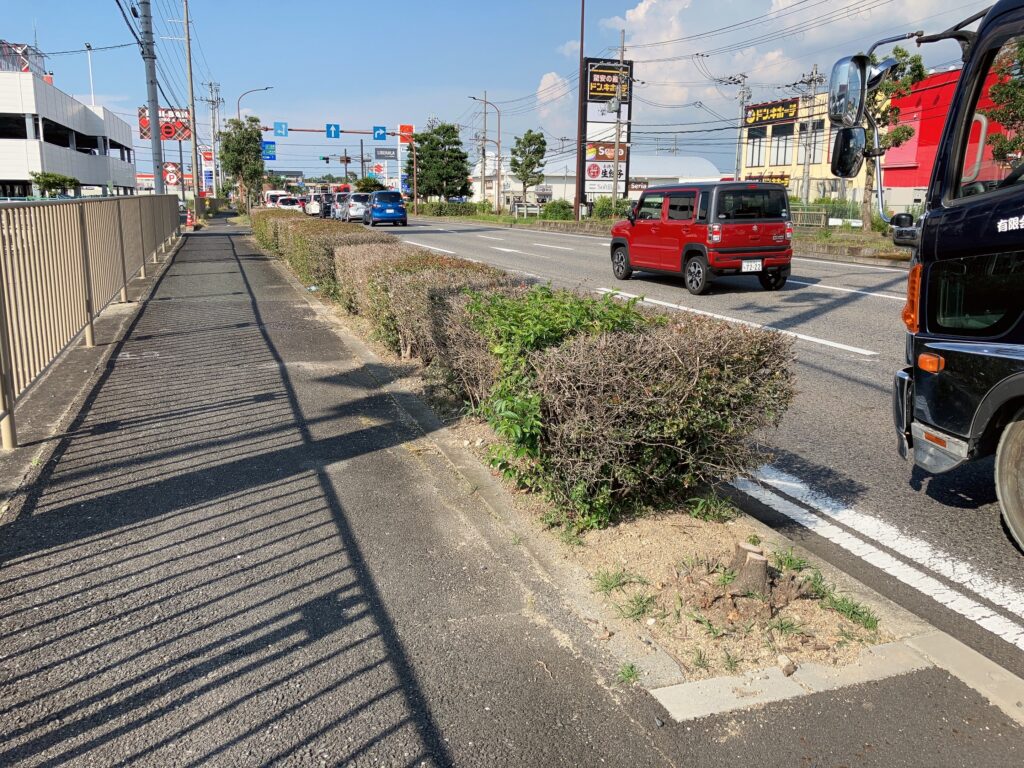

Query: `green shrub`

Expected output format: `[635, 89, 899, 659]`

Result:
[592, 197, 633, 220]
[476, 200, 493, 214]
[419, 201, 479, 217]
[533, 315, 794, 529]
[539, 199, 573, 220]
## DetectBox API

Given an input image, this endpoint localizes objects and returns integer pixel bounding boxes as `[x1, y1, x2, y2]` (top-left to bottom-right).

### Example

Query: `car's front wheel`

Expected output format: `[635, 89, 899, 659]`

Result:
[611, 246, 632, 280]
[996, 407, 1024, 551]
[684, 254, 710, 295]
[758, 271, 788, 291]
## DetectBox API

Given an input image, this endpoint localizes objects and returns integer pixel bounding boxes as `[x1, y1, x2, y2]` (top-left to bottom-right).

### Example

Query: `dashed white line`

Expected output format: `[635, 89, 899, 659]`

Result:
[598, 289, 878, 357]
[492, 246, 550, 259]
[532, 243, 574, 251]
[793, 256, 907, 274]
[733, 475, 1024, 651]
[787, 279, 904, 301]
[477, 235, 504, 241]
[402, 241, 457, 255]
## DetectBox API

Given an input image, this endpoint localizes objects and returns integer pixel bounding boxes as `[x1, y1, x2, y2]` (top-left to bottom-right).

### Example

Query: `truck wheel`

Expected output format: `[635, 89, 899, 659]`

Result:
[996, 407, 1024, 551]
[758, 271, 787, 291]
[612, 246, 633, 280]
[684, 254, 710, 295]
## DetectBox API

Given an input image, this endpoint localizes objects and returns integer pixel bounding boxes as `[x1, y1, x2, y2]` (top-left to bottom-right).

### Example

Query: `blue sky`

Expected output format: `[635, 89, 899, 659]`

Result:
[6, 1, 980, 176]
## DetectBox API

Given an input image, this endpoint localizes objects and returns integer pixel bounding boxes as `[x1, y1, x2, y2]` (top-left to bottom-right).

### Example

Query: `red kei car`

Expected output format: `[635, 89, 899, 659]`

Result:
[609, 182, 793, 295]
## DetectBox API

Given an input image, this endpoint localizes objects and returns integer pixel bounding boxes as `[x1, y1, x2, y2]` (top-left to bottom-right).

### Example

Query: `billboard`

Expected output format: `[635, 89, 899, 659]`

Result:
[375, 147, 398, 160]
[585, 58, 633, 103]
[138, 107, 192, 140]
[586, 142, 628, 162]
[744, 98, 799, 127]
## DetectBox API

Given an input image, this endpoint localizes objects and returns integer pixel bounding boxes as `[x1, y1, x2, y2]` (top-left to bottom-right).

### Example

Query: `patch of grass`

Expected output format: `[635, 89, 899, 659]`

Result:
[685, 493, 740, 523]
[616, 663, 641, 686]
[746, 533, 761, 546]
[771, 547, 809, 573]
[723, 650, 742, 673]
[618, 593, 657, 621]
[559, 528, 584, 547]
[825, 593, 880, 631]
[539, 509, 564, 529]
[593, 567, 648, 596]
[715, 568, 737, 587]
[510, 533, 523, 545]
[692, 649, 710, 671]
[768, 616, 805, 637]
[688, 611, 728, 639]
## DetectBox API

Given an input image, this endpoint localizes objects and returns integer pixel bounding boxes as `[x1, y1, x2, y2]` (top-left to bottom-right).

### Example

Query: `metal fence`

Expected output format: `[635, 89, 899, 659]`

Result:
[0, 195, 179, 449]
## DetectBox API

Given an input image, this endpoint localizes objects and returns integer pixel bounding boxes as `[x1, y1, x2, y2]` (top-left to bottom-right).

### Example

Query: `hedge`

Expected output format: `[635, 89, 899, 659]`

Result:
[418, 201, 479, 217]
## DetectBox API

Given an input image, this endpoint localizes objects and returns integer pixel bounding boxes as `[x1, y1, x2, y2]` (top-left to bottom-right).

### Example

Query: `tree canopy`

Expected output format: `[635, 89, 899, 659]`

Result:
[30, 171, 79, 197]
[510, 130, 547, 199]
[219, 116, 265, 209]
[354, 176, 387, 192]
[404, 122, 471, 200]
[982, 39, 1024, 166]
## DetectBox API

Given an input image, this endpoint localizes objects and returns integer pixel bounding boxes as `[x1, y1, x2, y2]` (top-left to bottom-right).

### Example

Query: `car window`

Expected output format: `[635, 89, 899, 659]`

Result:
[636, 194, 664, 220]
[666, 192, 695, 221]
[715, 188, 789, 220]
[928, 252, 1024, 336]
[352, 194, 370, 203]
[696, 192, 709, 222]
[955, 36, 1024, 198]
[376, 192, 403, 204]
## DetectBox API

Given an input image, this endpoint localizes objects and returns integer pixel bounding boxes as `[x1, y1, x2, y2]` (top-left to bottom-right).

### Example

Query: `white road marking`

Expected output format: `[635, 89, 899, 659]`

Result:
[787, 278, 904, 302]
[477, 235, 504, 241]
[492, 246, 550, 259]
[733, 476, 1024, 651]
[401, 241, 457, 255]
[793, 256, 907, 274]
[598, 289, 878, 357]
[756, 466, 1024, 623]
[533, 243, 574, 251]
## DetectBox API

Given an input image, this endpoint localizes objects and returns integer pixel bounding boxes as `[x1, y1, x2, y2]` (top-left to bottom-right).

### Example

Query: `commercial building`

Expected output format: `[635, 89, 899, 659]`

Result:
[0, 42, 136, 198]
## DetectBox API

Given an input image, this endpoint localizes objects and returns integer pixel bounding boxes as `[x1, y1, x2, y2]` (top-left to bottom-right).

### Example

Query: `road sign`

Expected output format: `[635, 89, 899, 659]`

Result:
[326, 123, 341, 139]
[373, 125, 387, 141]
[398, 124, 414, 144]
[374, 147, 398, 161]
[261, 141, 276, 161]
[138, 106, 192, 141]
[162, 162, 181, 186]
[373, 164, 384, 174]
[273, 121, 288, 137]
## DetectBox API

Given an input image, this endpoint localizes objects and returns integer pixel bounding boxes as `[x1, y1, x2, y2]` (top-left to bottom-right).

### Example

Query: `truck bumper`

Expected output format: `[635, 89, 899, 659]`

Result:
[893, 366, 970, 474]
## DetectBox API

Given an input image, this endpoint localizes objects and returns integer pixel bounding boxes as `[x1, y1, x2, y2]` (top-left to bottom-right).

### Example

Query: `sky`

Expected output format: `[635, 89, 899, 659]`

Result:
[5, 0, 985, 177]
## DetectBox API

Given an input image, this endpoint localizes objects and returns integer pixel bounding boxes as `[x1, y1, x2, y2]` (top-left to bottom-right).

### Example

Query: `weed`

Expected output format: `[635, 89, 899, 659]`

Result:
[768, 616, 805, 636]
[746, 533, 761, 546]
[836, 626, 862, 648]
[539, 509, 564, 529]
[673, 594, 684, 622]
[688, 611, 728, 639]
[510, 533, 523, 546]
[593, 567, 648, 596]
[771, 547, 809, 573]
[686, 493, 740, 523]
[559, 528, 584, 547]
[618, 593, 657, 621]
[803, 569, 831, 599]
[723, 650, 742, 672]
[616, 663, 641, 685]
[742, 620, 756, 636]
[692, 649, 710, 670]
[825, 593, 880, 631]
[715, 568, 737, 587]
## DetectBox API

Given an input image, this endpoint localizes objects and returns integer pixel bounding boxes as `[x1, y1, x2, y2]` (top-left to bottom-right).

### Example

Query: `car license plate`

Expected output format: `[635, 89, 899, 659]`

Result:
[741, 259, 763, 273]
[386, 208, 395, 213]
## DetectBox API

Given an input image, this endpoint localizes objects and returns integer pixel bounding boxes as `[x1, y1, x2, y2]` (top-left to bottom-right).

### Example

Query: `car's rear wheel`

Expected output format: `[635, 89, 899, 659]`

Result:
[611, 246, 632, 280]
[758, 271, 788, 291]
[684, 254, 710, 295]
[996, 407, 1024, 551]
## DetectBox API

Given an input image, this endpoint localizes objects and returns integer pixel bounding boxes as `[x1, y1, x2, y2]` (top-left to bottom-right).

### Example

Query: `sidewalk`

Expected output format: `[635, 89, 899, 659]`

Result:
[1, 219, 1021, 766]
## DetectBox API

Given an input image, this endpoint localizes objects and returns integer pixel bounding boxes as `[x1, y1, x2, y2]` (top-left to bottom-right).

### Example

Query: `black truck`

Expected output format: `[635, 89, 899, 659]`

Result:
[829, 2, 1024, 548]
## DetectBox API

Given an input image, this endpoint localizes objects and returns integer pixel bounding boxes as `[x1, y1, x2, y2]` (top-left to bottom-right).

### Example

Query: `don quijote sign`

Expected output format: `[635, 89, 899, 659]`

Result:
[139, 107, 192, 141]
[744, 99, 799, 127]
[585, 58, 633, 103]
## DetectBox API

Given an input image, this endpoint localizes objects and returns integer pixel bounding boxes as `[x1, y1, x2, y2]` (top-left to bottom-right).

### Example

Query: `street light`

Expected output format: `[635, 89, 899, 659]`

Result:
[84, 43, 95, 106]
[470, 95, 502, 213]
[236, 86, 272, 120]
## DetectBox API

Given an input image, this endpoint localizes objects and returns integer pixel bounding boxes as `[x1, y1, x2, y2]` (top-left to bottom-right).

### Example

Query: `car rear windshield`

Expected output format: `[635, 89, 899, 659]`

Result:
[351, 194, 370, 203]
[278, 198, 296, 205]
[376, 192, 403, 204]
[715, 188, 789, 220]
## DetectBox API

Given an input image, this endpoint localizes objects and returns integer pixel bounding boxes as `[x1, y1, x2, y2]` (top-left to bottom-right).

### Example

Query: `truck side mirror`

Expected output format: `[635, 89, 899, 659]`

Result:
[828, 56, 868, 127]
[831, 127, 867, 178]
[891, 212, 919, 248]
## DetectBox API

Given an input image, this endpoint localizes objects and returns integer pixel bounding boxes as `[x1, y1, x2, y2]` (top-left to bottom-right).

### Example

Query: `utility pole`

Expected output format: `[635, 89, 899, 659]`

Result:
[203, 81, 223, 197]
[574, 0, 586, 220]
[799, 64, 826, 204]
[360, 139, 366, 177]
[611, 29, 625, 205]
[182, 0, 203, 215]
[733, 75, 751, 183]
[138, 1, 165, 194]
[482, 90, 487, 205]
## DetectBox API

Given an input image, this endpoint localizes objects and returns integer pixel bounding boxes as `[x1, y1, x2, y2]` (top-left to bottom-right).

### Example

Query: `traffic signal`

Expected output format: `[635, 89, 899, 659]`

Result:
[319, 156, 330, 164]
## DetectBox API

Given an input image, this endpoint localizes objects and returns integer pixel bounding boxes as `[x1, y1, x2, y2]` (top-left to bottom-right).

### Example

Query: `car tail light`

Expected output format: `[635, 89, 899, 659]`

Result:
[902, 264, 922, 334]
[708, 223, 722, 244]
[785, 221, 793, 241]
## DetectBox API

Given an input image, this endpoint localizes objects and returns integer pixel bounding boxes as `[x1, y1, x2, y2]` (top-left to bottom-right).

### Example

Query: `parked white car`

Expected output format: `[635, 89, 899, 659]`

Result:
[338, 192, 370, 222]
[276, 196, 303, 211]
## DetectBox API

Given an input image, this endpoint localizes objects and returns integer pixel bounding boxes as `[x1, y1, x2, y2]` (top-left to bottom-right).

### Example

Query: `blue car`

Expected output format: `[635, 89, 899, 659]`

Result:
[363, 190, 408, 227]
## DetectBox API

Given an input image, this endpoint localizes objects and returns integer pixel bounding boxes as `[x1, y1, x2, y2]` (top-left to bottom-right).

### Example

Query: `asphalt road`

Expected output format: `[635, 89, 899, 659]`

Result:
[397, 217, 1024, 679]
[3, 220, 1022, 765]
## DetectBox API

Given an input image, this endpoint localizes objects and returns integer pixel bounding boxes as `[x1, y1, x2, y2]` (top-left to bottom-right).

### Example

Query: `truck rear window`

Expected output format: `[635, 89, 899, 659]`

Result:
[928, 252, 1024, 336]
[716, 189, 789, 220]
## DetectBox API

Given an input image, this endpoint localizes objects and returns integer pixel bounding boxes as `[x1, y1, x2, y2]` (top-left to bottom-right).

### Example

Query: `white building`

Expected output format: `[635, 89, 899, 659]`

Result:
[0, 43, 136, 198]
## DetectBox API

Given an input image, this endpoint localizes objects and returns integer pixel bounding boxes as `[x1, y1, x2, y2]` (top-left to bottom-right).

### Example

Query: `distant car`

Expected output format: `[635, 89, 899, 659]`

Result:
[331, 192, 350, 219]
[363, 190, 408, 227]
[297, 196, 308, 211]
[178, 200, 187, 214]
[276, 196, 303, 211]
[338, 192, 371, 223]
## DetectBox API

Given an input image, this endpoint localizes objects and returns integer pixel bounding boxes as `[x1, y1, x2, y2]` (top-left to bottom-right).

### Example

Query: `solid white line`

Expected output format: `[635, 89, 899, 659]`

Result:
[477, 235, 504, 241]
[532, 243, 574, 251]
[756, 466, 1024, 623]
[787, 278, 904, 301]
[732, 477, 1024, 651]
[402, 241, 457, 255]
[598, 289, 878, 357]
[492, 246, 550, 259]
[793, 256, 906, 274]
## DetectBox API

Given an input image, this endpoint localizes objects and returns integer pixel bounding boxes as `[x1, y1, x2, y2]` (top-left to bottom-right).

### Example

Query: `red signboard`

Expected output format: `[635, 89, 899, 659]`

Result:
[398, 124, 414, 144]
[139, 107, 192, 141]
[162, 162, 181, 185]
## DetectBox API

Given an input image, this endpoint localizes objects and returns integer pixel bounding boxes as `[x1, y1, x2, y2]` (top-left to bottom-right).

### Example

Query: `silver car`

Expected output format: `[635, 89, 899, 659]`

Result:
[331, 192, 351, 219]
[338, 192, 370, 222]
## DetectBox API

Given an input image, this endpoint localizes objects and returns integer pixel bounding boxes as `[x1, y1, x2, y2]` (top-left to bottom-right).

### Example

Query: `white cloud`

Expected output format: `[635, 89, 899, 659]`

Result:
[557, 40, 580, 58]
[536, 71, 575, 138]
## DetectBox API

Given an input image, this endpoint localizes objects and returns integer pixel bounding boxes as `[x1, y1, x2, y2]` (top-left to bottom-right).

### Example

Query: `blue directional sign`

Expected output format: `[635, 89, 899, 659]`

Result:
[326, 123, 341, 139]
[273, 121, 288, 137]
[373, 125, 387, 141]
[261, 141, 276, 161]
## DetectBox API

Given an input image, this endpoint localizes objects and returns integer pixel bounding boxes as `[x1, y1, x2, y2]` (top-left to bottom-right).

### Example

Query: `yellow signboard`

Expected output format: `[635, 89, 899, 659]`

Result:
[744, 99, 799, 127]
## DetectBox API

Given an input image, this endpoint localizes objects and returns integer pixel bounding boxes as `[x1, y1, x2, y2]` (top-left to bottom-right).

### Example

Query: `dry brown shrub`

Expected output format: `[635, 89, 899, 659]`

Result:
[334, 242, 423, 314]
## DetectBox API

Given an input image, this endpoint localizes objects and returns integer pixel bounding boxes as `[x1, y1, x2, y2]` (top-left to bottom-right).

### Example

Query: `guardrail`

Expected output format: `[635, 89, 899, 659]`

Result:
[0, 195, 180, 449]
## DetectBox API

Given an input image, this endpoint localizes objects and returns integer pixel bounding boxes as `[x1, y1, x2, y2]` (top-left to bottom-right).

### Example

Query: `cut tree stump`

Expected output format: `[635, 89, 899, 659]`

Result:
[729, 542, 764, 573]
[730, 552, 770, 598]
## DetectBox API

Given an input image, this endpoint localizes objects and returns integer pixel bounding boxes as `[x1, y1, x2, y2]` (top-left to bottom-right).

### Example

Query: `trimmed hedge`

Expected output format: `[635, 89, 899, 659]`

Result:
[418, 201, 479, 217]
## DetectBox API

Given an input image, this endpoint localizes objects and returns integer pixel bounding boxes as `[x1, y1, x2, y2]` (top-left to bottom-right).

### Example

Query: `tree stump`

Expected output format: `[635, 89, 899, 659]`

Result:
[730, 552, 770, 599]
[729, 542, 765, 573]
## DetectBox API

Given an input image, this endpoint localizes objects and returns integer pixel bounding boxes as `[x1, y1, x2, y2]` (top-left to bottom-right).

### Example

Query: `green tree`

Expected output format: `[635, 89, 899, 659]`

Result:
[30, 171, 78, 197]
[265, 173, 287, 190]
[354, 176, 387, 192]
[219, 116, 265, 211]
[862, 46, 926, 230]
[981, 40, 1024, 166]
[404, 122, 471, 201]
[510, 129, 547, 201]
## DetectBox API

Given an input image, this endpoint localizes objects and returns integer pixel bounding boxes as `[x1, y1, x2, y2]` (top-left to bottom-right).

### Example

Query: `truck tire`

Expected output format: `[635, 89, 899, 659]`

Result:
[684, 254, 710, 295]
[612, 246, 633, 280]
[996, 407, 1024, 551]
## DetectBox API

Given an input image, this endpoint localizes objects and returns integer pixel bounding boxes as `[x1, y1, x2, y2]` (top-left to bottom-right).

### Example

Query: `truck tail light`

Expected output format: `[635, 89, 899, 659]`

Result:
[785, 221, 793, 241]
[708, 223, 722, 244]
[902, 264, 922, 333]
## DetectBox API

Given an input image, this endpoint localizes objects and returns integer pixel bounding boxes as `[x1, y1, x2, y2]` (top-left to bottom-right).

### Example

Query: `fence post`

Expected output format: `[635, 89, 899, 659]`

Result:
[137, 197, 147, 279]
[115, 199, 129, 302]
[0, 209, 18, 449]
[77, 205, 96, 348]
